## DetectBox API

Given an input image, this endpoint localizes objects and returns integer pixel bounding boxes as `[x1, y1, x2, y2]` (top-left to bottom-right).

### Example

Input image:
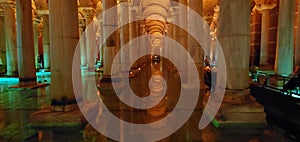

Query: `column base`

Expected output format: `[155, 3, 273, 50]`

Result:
[205, 89, 266, 129]
[100, 75, 122, 83]
[41, 68, 51, 72]
[18, 77, 37, 86]
[222, 89, 251, 105]
[51, 99, 78, 112]
[6, 71, 19, 77]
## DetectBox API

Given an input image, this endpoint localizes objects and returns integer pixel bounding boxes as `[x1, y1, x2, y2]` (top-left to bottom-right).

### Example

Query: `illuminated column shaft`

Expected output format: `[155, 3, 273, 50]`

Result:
[103, 0, 117, 76]
[166, 24, 174, 66]
[49, 0, 79, 110]
[188, 0, 204, 86]
[79, 31, 87, 67]
[254, 0, 277, 66]
[33, 22, 39, 69]
[218, 0, 251, 89]
[120, 1, 130, 72]
[139, 21, 147, 66]
[187, 1, 203, 141]
[173, 7, 181, 71]
[130, 9, 138, 69]
[4, 6, 18, 76]
[179, 0, 188, 83]
[42, 15, 50, 69]
[275, 0, 295, 75]
[259, 10, 270, 65]
[0, 12, 6, 67]
[296, 0, 300, 67]
[16, 0, 37, 86]
[85, 9, 97, 70]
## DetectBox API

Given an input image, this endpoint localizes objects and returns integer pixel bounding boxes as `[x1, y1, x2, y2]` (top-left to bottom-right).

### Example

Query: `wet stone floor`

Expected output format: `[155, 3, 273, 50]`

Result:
[0, 65, 296, 142]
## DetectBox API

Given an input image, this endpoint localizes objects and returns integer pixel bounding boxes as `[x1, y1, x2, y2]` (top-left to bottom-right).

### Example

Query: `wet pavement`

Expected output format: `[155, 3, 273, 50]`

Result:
[0, 63, 296, 141]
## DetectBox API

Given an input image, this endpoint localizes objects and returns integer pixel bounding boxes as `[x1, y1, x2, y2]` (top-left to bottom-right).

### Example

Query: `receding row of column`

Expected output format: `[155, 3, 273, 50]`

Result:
[253, 0, 299, 75]
[275, 0, 296, 75]
[1, 0, 298, 110]
[2, 4, 51, 76]
[3, 4, 18, 76]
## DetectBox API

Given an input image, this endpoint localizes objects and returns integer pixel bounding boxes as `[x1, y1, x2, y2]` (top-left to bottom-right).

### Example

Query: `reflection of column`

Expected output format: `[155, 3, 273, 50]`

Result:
[4, 5, 18, 76]
[120, 1, 130, 73]
[254, 0, 277, 66]
[42, 14, 50, 69]
[16, 0, 37, 86]
[146, 74, 167, 117]
[275, 0, 295, 75]
[49, 0, 79, 111]
[295, 0, 300, 67]
[103, 0, 117, 77]
[218, 0, 251, 89]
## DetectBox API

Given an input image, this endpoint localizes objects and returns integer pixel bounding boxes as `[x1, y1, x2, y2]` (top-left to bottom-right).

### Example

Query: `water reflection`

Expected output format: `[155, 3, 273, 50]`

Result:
[0, 66, 294, 141]
[0, 79, 51, 141]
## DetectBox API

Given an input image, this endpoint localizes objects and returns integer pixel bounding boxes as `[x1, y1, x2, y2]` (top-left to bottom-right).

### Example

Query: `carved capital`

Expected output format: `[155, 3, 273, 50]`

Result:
[34, 0, 48, 10]
[1, 0, 15, 9]
[0, 10, 4, 17]
[79, 7, 96, 23]
[254, 0, 277, 11]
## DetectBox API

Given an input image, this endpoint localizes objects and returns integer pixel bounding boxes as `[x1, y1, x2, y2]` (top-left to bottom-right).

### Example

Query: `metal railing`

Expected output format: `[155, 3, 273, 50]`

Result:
[251, 71, 300, 98]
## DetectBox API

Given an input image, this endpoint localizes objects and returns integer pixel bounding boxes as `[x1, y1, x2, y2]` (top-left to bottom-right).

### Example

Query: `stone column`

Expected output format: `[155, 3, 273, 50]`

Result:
[42, 14, 50, 70]
[83, 8, 97, 70]
[3, 5, 18, 76]
[275, 0, 295, 75]
[166, 23, 173, 64]
[295, 0, 300, 67]
[49, 0, 79, 111]
[130, 9, 138, 69]
[173, 7, 181, 71]
[138, 20, 146, 67]
[103, 0, 117, 77]
[218, 0, 251, 89]
[188, 0, 204, 85]
[16, 0, 37, 86]
[120, 0, 130, 73]
[78, 12, 87, 68]
[79, 30, 87, 67]
[187, 0, 203, 141]
[33, 21, 39, 69]
[0, 11, 6, 71]
[254, 0, 277, 66]
[178, 0, 188, 83]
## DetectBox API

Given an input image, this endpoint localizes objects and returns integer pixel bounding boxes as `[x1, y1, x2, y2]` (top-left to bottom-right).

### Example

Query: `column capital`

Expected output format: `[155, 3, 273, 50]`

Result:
[1, 0, 15, 9]
[78, 7, 96, 23]
[254, 0, 277, 12]
[36, 10, 49, 15]
[0, 10, 4, 17]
